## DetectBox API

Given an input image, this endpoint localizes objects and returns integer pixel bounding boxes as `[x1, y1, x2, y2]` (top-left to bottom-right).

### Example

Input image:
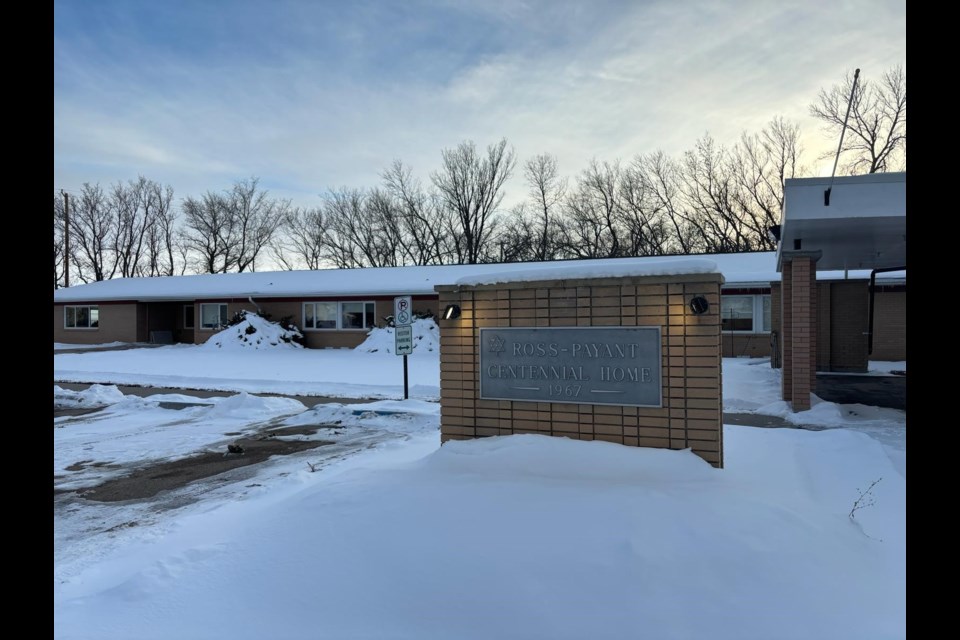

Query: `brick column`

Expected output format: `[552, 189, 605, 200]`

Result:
[789, 256, 814, 411]
[780, 261, 793, 402]
[809, 271, 817, 390]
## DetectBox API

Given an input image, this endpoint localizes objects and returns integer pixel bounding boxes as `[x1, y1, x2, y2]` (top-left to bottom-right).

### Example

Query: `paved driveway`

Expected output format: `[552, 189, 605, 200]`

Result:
[815, 374, 907, 410]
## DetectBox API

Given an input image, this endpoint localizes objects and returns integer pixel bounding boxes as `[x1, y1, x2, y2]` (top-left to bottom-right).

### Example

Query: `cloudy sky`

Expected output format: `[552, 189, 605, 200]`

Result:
[54, 0, 906, 208]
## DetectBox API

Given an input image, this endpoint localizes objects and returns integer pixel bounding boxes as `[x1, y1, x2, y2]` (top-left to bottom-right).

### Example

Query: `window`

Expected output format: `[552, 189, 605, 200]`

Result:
[200, 303, 228, 330]
[341, 302, 376, 329]
[303, 301, 377, 330]
[184, 305, 195, 329]
[721, 294, 772, 333]
[64, 305, 99, 329]
[303, 302, 338, 329]
[721, 296, 754, 332]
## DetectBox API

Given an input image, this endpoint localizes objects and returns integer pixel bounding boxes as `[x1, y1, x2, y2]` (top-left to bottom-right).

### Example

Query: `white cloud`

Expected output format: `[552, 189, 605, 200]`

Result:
[54, 0, 905, 207]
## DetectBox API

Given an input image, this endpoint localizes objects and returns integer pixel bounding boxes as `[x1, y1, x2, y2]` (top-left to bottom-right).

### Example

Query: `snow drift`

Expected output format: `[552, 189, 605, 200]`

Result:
[356, 317, 440, 353]
[201, 312, 303, 350]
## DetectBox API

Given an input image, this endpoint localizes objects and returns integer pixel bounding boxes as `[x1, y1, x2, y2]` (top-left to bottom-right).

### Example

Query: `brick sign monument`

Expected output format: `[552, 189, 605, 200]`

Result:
[435, 261, 724, 468]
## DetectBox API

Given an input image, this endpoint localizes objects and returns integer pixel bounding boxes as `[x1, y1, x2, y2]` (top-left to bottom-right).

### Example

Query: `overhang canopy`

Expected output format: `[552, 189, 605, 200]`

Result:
[778, 172, 906, 271]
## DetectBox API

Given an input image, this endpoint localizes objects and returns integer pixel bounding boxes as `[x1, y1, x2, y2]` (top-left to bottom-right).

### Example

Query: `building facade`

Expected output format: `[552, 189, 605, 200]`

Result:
[53, 252, 905, 365]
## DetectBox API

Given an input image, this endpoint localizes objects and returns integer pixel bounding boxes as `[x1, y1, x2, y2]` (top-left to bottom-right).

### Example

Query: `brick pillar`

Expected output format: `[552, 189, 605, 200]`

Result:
[780, 261, 793, 402]
[809, 271, 817, 390]
[789, 257, 814, 411]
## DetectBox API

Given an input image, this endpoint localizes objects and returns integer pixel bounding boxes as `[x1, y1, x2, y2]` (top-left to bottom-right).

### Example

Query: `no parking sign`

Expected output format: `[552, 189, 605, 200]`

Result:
[394, 295, 412, 327]
[393, 296, 414, 397]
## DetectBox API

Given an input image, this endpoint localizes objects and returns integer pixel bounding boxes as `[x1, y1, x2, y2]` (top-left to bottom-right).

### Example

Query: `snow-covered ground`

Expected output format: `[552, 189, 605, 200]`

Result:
[869, 360, 907, 374]
[54, 387, 305, 491]
[54, 343, 440, 399]
[723, 357, 905, 450]
[54, 341, 141, 351]
[54, 349, 905, 639]
[54, 416, 905, 639]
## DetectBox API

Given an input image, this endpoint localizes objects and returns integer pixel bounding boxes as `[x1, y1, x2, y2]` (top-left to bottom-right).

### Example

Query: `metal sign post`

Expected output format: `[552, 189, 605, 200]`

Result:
[393, 296, 414, 399]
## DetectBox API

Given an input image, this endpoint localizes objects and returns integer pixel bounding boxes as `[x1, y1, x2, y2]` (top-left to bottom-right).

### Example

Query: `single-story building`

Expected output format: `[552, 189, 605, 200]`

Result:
[53, 250, 905, 368]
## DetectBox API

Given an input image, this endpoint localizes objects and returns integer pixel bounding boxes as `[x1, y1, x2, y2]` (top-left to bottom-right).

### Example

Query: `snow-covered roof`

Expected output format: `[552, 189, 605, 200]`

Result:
[455, 258, 720, 286]
[52, 252, 905, 303]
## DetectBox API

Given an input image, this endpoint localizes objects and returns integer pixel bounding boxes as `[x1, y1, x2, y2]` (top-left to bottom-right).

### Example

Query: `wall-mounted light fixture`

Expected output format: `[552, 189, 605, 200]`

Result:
[689, 296, 709, 315]
[443, 304, 461, 320]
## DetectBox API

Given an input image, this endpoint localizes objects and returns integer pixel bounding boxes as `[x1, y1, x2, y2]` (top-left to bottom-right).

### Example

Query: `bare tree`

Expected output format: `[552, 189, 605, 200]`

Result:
[54, 193, 65, 289]
[558, 160, 625, 258]
[728, 117, 804, 250]
[432, 138, 516, 264]
[182, 191, 230, 274]
[634, 151, 697, 254]
[382, 160, 453, 265]
[618, 161, 671, 256]
[676, 135, 757, 253]
[69, 183, 116, 282]
[496, 204, 539, 263]
[523, 153, 566, 261]
[111, 176, 156, 278]
[319, 187, 371, 269]
[272, 206, 327, 270]
[182, 177, 288, 273]
[141, 181, 180, 276]
[810, 65, 906, 174]
[229, 178, 290, 272]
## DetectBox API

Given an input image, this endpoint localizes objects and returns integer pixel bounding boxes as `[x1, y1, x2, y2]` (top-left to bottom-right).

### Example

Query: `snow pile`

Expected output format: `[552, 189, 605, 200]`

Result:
[355, 317, 440, 353]
[201, 312, 303, 350]
[54, 428, 904, 639]
[204, 392, 306, 419]
[54, 384, 126, 408]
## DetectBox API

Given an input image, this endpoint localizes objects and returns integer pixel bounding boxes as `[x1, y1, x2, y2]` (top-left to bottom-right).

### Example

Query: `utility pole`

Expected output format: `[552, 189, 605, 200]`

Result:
[62, 190, 70, 288]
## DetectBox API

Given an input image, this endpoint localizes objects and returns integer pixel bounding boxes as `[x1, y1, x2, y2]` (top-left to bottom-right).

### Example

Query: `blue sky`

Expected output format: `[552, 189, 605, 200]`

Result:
[54, 0, 906, 207]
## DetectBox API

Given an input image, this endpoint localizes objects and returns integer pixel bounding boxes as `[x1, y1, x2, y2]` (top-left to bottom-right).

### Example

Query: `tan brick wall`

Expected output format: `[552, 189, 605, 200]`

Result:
[815, 283, 831, 371]
[436, 273, 724, 468]
[53, 303, 141, 344]
[828, 281, 868, 372]
[872, 290, 906, 361]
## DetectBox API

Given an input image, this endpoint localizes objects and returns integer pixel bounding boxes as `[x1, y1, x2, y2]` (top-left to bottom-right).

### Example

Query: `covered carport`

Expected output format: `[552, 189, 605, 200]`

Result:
[777, 172, 906, 410]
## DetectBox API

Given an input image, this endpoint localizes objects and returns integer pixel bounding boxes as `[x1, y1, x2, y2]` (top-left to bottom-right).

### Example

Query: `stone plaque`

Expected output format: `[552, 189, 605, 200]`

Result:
[479, 327, 662, 407]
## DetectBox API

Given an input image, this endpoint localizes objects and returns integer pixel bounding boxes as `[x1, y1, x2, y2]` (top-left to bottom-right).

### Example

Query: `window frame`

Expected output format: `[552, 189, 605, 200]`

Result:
[721, 294, 771, 334]
[183, 304, 195, 330]
[64, 305, 99, 330]
[302, 301, 339, 331]
[198, 303, 229, 331]
[302, 301, 378, 331]
[760, 294, 772, 333]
